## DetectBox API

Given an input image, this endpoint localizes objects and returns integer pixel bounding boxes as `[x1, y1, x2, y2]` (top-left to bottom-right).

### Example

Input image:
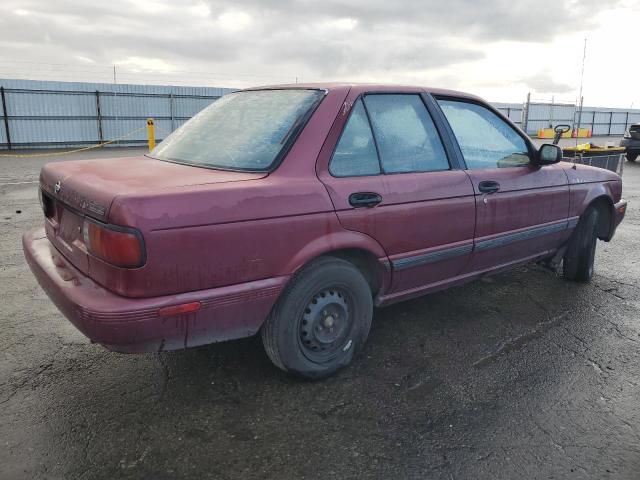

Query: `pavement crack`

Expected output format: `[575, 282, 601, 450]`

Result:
[561, 326, 591, 350]
[474, 311, 569, 368]
[591, 280, 633, 301]
[548, 337, 588, 358]
[603, 317, 638, 343]
[317, 401, 350, 419]
[533, 419, 566, 453]
[0, 353, 59, 405]
[586, 357, 604, 373]
[156, 354, 170, 403]
[547, 337, 608, 374]
[596, 274, 640, 290]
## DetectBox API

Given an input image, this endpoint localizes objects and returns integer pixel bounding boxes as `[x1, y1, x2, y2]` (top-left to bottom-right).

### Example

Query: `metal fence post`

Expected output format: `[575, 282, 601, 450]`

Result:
[624, 112, 629, 133]
[522, 92, 531, 134]
[1, 87, 11, 150]
[608, 111, 613, 136]
[169, 91, 175, 133]
[95, 90, 104, 146]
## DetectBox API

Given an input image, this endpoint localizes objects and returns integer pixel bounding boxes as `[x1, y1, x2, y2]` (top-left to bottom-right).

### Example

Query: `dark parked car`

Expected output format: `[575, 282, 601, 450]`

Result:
[620, 123, 640, 161]
[23, 84, 627, 378]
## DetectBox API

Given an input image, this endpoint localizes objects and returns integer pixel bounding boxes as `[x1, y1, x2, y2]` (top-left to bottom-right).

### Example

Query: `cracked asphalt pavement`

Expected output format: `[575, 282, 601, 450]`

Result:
[1, 148, 639, 479]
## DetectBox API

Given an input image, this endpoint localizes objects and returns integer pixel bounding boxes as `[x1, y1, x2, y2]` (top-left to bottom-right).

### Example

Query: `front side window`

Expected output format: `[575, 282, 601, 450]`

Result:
[438, 100, 530, 169]
[150, 89, 324, 171]
[363, 94, 449, 173]
[330, 99, 381, 177]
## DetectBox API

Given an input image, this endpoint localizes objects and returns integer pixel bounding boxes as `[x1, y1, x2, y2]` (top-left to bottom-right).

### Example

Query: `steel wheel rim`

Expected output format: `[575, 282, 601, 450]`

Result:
[298, 287, 352, 362]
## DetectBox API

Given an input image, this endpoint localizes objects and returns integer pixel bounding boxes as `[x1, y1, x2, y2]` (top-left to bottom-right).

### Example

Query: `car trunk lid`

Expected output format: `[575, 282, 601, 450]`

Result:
[40, 155, 266, 222]
[39, 155, 266, 276]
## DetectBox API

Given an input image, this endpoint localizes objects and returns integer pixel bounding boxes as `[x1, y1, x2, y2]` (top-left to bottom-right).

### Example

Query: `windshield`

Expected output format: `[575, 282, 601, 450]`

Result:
[150, 89, 325, 171]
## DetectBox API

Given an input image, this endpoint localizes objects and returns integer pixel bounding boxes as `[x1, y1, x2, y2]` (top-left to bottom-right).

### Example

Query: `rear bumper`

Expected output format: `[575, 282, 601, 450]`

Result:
[23, 227, 286, 353]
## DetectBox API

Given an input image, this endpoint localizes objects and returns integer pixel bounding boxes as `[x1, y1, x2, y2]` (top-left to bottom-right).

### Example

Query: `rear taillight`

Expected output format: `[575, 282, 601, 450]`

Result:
[82, 219, 145, 268]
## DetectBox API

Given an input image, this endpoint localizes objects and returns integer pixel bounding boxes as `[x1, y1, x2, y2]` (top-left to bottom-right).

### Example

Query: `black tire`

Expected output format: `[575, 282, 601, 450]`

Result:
[261, 257, 373, 379]
[563, 208, 599, 282]
[627, 152, 638, 162]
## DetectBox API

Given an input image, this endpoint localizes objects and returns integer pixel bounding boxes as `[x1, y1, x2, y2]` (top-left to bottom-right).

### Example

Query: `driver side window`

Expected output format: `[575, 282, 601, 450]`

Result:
[438, 100, 530, 169]
[364, 94, 449, 174]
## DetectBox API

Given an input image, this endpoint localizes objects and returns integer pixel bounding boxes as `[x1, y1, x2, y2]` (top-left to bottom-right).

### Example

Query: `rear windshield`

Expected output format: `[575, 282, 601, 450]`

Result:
[149, 89, 325, 171]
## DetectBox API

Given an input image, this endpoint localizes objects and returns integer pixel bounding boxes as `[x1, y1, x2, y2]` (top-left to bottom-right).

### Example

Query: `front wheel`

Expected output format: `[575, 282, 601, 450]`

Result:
[261, 257, 373, 379]
[563, 208, 599, 282]
[627, 152, 638, 162]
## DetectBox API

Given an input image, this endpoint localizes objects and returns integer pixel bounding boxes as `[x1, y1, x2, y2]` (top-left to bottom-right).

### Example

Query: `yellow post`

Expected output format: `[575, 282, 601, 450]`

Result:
[146, 118, 155, 150]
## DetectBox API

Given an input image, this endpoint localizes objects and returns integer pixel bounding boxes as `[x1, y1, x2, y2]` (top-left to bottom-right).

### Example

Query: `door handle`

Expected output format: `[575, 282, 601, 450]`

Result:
[349, 192, 382, 208]
[478, 180, 500, 194]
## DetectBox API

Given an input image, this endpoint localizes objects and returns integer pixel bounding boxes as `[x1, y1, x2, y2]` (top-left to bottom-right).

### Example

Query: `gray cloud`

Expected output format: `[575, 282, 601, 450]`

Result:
[0, 0, 624, 86]
[522, 71, 575, 94]
[201, 0, 621, 41]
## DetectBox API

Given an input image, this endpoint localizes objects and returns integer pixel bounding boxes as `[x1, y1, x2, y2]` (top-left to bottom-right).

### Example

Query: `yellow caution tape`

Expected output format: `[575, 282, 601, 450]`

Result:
[0, 126, 148, 158]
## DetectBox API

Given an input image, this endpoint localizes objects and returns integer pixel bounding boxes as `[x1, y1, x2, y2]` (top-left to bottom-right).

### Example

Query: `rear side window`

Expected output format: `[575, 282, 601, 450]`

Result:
[330, 99, 381, 177]
[438, 100, 530, 169]
[364, 94, 449, 173]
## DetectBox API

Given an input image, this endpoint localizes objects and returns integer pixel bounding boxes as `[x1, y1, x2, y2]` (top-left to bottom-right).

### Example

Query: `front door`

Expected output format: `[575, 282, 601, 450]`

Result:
[317, 91, 476, 295]
[435, 98, 570, 274]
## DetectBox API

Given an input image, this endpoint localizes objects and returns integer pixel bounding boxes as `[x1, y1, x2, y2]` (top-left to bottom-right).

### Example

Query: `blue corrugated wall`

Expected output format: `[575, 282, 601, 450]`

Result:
[0, 78, 235, 149]
[1, 78, 640, 149]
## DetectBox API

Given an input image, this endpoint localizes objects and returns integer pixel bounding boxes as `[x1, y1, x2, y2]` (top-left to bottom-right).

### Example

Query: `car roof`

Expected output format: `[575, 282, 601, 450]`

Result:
[243, 82, 484, 102]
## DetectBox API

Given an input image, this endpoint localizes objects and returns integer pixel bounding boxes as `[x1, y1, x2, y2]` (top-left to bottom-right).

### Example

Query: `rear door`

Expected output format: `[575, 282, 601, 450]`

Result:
[317, 90, 476, 295]
[435, 98, 570, 273]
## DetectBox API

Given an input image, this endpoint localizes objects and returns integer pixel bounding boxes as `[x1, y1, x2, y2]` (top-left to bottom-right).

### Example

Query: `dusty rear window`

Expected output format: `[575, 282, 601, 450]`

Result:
[150, 89, 325, 171]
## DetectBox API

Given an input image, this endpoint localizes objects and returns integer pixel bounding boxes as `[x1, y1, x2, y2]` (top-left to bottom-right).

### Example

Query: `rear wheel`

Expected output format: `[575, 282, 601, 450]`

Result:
[563, 208, 599, 282]
[627, 152, 638, 162]
[261, 257, 373, 379]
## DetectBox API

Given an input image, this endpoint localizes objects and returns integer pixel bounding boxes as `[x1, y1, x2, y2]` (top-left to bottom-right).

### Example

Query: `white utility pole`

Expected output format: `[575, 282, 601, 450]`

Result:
[575, 38, 587, 147]
[113, 65, 119, 144]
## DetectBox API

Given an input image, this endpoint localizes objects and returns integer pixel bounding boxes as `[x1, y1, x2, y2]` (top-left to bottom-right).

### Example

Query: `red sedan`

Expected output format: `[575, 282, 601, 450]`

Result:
[23, 84, 627, 378]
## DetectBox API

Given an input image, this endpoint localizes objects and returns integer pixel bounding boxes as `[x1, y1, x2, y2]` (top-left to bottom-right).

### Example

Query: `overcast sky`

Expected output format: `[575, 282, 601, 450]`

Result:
[1, 0, 639, 107]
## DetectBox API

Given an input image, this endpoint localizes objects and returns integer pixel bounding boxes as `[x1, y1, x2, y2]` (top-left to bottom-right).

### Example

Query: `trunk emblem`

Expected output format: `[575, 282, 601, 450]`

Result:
[54, 181, 61, 194]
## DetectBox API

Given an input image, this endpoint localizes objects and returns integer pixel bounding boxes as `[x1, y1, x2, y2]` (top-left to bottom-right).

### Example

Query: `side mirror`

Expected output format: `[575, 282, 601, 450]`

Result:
[536, 144, 562, 165]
